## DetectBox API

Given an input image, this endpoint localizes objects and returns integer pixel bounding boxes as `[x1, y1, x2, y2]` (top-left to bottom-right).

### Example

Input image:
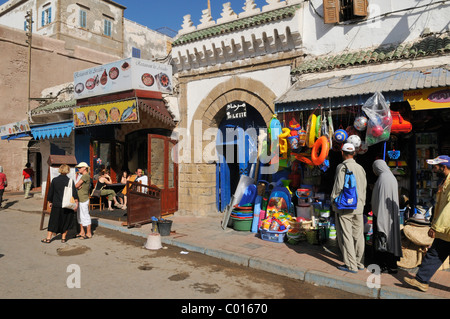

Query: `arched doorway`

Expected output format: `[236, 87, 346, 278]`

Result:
[216, 102, 266, 212]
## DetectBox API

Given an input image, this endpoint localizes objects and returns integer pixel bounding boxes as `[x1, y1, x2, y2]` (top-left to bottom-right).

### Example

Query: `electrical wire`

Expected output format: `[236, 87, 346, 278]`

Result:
[307, 0, 450, 24]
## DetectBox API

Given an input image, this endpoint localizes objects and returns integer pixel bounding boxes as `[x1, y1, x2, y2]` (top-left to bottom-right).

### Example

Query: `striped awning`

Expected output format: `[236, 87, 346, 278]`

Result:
[30, 121, 74, 140]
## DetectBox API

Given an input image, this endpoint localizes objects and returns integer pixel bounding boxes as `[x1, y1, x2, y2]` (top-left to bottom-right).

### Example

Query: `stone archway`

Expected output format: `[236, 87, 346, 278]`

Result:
[178, 76, 277, 216]
[191, 76, 277, 134]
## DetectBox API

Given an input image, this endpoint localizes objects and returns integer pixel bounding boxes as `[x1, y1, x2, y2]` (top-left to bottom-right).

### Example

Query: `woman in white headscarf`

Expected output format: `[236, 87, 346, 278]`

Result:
[371, 159, 403, 273]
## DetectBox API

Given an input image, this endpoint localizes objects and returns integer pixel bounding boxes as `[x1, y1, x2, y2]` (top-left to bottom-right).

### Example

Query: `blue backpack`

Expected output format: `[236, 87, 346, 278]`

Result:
[334, 164, 358, 210]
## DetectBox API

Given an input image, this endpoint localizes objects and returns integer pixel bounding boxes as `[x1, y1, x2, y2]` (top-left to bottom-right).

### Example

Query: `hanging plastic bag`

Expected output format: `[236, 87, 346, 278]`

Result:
[361, 92, 392, 146]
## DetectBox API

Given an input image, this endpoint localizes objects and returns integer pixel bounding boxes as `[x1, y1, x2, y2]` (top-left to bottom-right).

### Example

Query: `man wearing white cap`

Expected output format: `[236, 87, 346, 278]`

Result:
[404, 155, 450, 292]
[331, 143, 367, 273]
[75, 162, 92, 239]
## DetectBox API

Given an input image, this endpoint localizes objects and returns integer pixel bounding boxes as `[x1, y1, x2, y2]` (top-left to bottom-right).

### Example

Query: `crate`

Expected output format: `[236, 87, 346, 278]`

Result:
[260, 228, 288, 243]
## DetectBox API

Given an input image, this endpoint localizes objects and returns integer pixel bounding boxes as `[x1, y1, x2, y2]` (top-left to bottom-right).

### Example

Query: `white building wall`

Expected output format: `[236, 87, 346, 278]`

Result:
[186, 65, 291, 131]
[302, 0, 450, 56]
[123, 18, 171, 60]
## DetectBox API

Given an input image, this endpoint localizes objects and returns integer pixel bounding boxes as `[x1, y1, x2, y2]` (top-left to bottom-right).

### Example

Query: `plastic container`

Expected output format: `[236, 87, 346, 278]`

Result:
[259, 228, 288, 243]
[157, 219, 173, 236]
[232, 217, 253, 231]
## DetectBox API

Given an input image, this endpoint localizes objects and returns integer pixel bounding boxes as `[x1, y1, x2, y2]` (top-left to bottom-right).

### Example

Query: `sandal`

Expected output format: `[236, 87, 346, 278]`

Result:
[80, 235, 92, 239]
[75, 234, 85, 238]
[41, 238, 52, 244]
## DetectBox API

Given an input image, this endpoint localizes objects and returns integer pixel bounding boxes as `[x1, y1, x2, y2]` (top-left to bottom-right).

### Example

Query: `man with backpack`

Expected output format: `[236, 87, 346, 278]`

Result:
[331, 143, 367, 273]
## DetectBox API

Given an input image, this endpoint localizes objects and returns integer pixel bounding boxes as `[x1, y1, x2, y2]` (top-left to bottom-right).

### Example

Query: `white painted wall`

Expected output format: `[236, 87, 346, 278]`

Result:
[302, 0, 450, 55]
[186, 65, 291, 131]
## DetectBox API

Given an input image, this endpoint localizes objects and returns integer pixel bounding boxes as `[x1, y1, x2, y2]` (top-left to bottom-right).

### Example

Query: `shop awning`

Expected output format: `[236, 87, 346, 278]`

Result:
[1, 132, 32, 141]
[0, 119, 32, 141]
[275, 67, 450, 112]
[137, 98, 176, 127]
[30, 121, 74, 140]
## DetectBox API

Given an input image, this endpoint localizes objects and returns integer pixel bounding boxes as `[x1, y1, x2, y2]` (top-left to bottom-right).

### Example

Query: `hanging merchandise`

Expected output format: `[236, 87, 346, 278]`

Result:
[288, 116, 301, 151]
[293, 135, 329, 167]
[279, 128, 290, 157]
[306, 113, 317, 148]
[356, 141, 369, 155]
[347, 135, 362, 149]
[298, 113, 307, 147]
[327, 109, 334, 148]
[390, 111, 412, 134]
[310, 136, 329, 166]
[315, 114, 322, 138]
[354, 115, 368, 131]
[362, 92, 392, 146]
[333, 129, 348, 143]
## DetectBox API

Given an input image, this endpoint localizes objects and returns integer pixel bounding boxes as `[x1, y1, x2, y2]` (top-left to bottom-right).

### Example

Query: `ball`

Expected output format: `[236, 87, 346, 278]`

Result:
[333, 129, 348, 143]
[371, 125, 384, 137]
[357, 142, 368, 154]
[354, 116, 368, 131]
[347, 135, 362, 148]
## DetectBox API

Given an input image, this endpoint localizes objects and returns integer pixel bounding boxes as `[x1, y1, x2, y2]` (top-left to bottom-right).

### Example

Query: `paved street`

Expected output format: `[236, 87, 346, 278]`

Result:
[0, 204, 364, 299]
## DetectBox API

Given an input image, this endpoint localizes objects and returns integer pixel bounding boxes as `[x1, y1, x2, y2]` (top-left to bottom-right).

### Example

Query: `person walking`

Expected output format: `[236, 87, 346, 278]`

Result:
[371, 159, 402, 274]
[0, 166, 7, 209]
[23, 162, 34, 199]
[404, 155, 450, 292]
[331, 143, 367, 273]
[75, 162, 92, 239]
[41, 164, 79, 243]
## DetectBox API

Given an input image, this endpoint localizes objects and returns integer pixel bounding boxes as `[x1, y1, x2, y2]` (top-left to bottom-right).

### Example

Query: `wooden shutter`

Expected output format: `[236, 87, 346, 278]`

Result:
[323, 0, 340, 24]
[353, 0, 368, 17]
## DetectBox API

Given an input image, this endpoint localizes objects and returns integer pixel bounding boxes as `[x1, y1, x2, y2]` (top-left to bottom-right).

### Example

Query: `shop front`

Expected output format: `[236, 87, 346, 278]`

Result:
[263, 66, 450, 268]
[72, 58, 178, 224]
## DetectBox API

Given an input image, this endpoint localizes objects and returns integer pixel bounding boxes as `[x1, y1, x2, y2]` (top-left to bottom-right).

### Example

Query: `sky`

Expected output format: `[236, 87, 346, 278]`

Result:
[0, 0, 272, 35]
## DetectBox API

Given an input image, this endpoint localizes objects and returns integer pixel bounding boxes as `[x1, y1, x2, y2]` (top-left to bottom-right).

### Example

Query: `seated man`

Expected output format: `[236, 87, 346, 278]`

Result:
[120, 168, 146, 209]
[135, 168, 148, 193]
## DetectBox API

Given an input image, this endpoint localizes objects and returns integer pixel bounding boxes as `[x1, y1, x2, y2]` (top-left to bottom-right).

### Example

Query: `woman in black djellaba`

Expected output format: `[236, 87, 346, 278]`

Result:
[41, 164, 79, 243]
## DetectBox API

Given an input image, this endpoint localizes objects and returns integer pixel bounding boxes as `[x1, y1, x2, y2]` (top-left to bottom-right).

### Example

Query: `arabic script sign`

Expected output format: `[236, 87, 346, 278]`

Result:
[226, 101, 247, 120]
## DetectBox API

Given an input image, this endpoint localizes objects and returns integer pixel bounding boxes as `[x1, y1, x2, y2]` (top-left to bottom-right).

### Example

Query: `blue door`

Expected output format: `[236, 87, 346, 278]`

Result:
[216, 104, 265, 212]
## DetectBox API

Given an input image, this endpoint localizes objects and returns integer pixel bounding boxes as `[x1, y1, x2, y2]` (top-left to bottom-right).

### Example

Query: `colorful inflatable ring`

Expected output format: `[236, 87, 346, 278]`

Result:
[293, 153, 314, 166]
[311, 136, 329, 166]
[306, 114, 316, 148]
[315, 115, 321, 137]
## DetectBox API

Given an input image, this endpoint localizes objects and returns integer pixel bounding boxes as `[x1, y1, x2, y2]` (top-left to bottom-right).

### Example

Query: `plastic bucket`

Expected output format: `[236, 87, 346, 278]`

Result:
[157, 220, 173, 236]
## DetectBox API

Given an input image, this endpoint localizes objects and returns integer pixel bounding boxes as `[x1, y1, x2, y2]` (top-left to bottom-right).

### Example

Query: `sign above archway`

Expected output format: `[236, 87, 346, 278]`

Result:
[226, 101, 247, 120]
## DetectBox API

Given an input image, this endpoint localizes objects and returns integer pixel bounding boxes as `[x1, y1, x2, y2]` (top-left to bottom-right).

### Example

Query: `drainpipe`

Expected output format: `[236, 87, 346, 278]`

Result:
[25, 9, 33, 123]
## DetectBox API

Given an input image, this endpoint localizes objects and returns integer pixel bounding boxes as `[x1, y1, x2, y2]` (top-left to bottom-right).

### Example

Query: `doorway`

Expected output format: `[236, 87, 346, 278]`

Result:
[216, 102, 266, 212]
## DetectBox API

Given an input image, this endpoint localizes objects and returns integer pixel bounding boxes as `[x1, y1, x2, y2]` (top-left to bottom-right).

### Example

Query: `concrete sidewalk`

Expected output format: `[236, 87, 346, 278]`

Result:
[4, 191, 449, 299]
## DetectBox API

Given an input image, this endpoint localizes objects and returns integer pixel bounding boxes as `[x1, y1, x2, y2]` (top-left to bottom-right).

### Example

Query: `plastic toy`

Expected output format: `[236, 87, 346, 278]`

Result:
[347, 134, 362, 148]
[354, 116, 368, 131]
[333, 129, 348, 143]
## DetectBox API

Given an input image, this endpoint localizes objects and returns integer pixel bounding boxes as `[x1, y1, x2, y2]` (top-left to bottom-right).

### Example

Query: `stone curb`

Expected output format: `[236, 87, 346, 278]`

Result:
[97, 219, 443, 299]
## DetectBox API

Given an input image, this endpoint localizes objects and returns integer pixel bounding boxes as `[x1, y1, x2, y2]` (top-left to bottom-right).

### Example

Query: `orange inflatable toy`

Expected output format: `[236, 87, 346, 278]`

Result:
[293, 136, 329, 166]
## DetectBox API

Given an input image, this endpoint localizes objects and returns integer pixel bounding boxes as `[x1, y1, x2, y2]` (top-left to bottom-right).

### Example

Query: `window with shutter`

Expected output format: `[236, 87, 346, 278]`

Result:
[323, 0, 368, 24]
[353, 0, 368, 16]
[323, 0, 340, 24]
